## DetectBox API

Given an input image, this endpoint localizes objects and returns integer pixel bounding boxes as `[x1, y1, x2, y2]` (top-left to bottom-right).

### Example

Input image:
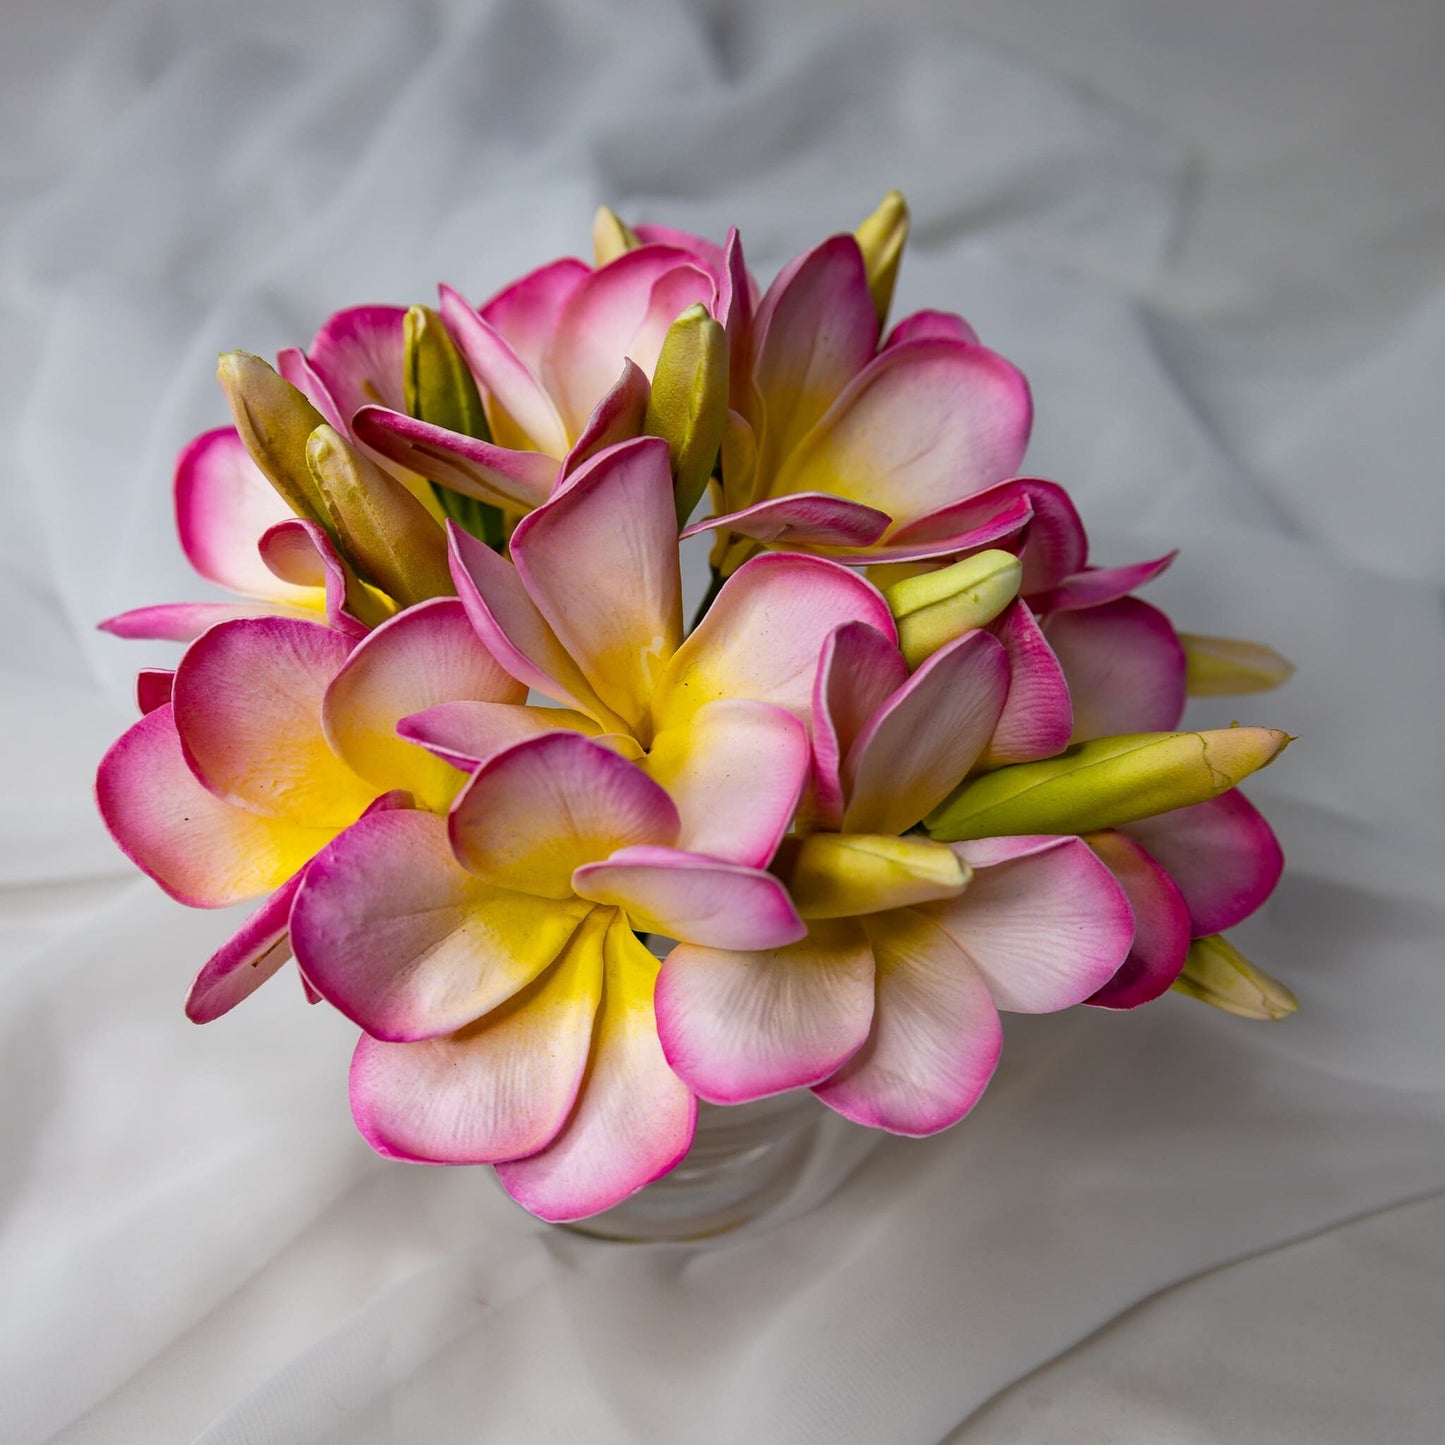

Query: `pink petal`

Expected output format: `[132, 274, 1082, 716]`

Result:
[720, 228, 756, 397]
[509, 437, 682, 733]
[773, 339, 1032, 527]
[656, 919, 875, 1103]
[923, 835, 1136, 1012]
[276, 346, 346, 432]
[826, 487, 1033, 565]
[1032, 552, 1178, 613]
[185, 788, 414, 1024]
[1120, 789, 1285, 936]
[184, 873, 301, 1024]
[440, 283, 568, 456]
[843, 629, 1009, 838]
[95, 703, 337, 908]
[870, 478, 1085, 582]
[1083, 830, 1192, 1009]
[883, 309, 980, 349]
[573, 844, 805, 951]
[813, 908, 1001, 1136]
[135, 669, 174, 714]
[321, 597, 524, 813]
[627, 263, 724, 384]
[750, 235, 878, 477]
[479, 256, 591, 378]
[640, 699, 809, 866]
[351, 405, 557, 512]
[349, 904, 607, 1163]
[257, 518, 368, 639]
[555, 359, 651, 483]
[545, 247, 715, 442]
[680, 493, 892, 547]
[398, 700, 600, 771]
[978, 600, 1073, 766]
[1010, 479, 1089, 595]
[809, 621, 909, 832]
[495, 914, 697, 1222]
[292, 809, 592, 1040]
[632, 224, 729, 279]
[306, 305, 409, 428]
[449, 733, 679, 898]
[447, 523, 625, 728]
[1044, 597, 1187, 739]
[652, 552, 896, 733]
[174, 427, 305, 600]
[98, 602, 301, 643]
[172, 616, 376, 826]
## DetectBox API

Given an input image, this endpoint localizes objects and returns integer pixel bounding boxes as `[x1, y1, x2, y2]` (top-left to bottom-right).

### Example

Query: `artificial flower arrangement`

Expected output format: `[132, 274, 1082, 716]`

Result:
[96, 195, 1298, 1223]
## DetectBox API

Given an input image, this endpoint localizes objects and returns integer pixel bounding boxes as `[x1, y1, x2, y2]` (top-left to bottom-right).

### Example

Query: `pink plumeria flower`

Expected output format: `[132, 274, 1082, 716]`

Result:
[96, 600, 525, 1020]
[401, 436, 896, 864]
[289, 730, 806, 1222]
[682, 232, 1045, 568]
[655, 619, 1135, 1134]
[98, 427, 378, 643]
[100, 305, 458, 646]
[351, 232, 749, 520]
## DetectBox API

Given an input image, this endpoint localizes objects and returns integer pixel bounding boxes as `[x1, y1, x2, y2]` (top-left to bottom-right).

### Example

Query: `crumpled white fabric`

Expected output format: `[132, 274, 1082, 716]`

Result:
[3, 1, 1443, 1440]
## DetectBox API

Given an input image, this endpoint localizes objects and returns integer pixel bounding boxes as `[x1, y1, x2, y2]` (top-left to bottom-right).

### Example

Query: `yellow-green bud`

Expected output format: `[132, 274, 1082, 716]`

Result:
[854, 190, 910, 328]
[217, 351, 332, 529]
[775, 833, 969, 919]
[926, 727, 1292, 841]
[403, 304, 489, 441]
[305, 425, 453, 607]
[592, 205, 641, 267]
[644, 303, 729, 526]
[1180, 633, 1296, 697]
[403, 305, 505, 547]
[883, 551, 1023, 668]
[1172, 935, 1299, 1019]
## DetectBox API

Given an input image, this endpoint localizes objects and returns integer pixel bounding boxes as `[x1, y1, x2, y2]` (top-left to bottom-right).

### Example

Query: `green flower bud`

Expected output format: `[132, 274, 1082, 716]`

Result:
[1180, 633, 1296, 696]
[883, 551, 1023, 667]
[216, 351, 332, 530]
[1172, 935, 1299, 1019]
[644, 303, 729, 526]
[926, 727, 1292, 841]
[592, 205, 642, 267]
[305, 425, 453, 607]
[855, 190, 909, 328]
[403, 305, 505, 547]
[776, 833, 970, 920]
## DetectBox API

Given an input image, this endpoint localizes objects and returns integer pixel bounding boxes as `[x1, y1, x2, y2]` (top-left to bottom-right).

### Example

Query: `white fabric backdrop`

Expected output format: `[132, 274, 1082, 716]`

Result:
[3, 1, 1443, 1440]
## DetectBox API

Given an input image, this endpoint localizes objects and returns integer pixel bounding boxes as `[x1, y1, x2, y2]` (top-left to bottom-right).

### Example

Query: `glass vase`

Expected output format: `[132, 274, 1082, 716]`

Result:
[561, 1090, 829, 1243]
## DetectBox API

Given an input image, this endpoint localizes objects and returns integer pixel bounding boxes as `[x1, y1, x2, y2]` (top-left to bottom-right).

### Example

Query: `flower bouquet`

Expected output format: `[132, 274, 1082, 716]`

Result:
[96, 195, 1297, 1226]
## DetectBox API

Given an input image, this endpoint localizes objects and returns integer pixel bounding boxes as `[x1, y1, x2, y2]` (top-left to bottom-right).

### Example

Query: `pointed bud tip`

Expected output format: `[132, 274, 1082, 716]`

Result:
[1174, 935, 1299, 1020]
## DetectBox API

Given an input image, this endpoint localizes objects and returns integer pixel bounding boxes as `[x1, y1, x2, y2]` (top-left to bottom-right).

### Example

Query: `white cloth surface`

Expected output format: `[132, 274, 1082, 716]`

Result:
[2, 0, 1443, 1440]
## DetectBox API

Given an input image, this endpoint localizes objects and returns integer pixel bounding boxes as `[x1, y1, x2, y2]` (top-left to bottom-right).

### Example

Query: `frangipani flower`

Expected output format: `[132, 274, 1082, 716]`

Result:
[404, 435, 895, 861]
[655, 619, 1135, 1133]
[98, 426, 378, 642]
[683, 206, 1040, 571]
[96, 600, 525, 1020]
[351, 229, 747, 523]
[290, 730, 806, 1220]
[100, 341, 474, 644]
